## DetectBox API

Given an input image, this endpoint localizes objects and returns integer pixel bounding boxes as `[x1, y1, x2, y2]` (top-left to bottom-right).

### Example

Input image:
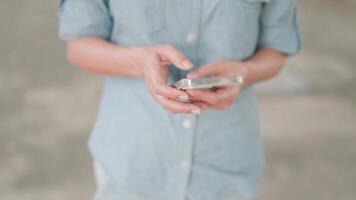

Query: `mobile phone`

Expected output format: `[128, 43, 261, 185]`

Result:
[173, 76, 244, 90]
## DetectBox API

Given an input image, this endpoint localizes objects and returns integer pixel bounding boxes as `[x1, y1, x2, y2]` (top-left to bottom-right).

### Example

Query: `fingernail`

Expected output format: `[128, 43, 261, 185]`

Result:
[187, 72, 197, 79]
[191, 109, 201, 115]
[182, 60, 193, 69]
[178, 95, 189, 102]
[187, 90, 194, 96]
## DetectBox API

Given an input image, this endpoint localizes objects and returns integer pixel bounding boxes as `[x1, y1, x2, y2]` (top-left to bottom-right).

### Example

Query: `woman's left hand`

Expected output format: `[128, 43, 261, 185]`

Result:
[186, 60, 249, 111]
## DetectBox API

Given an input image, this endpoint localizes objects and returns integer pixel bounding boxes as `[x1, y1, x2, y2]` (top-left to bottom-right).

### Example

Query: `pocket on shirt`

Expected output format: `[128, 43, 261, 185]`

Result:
[219, 0, 270, 59]
[110, 0, 166, 34]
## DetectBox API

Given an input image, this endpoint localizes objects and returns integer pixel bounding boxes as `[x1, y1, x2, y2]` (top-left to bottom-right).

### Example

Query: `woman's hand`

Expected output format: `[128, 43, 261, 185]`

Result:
[66, 38, 203, 114]
[132, 44, 202, 114]
[66, 37, 285, 113]
[186, 61, 249, 111]
[185, 49, 286, 111]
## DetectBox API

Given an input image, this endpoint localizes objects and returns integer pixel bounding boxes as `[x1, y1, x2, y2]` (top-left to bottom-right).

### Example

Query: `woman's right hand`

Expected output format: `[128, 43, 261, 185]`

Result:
[66, 38, 204, 114]
[131, 44, 204, 115]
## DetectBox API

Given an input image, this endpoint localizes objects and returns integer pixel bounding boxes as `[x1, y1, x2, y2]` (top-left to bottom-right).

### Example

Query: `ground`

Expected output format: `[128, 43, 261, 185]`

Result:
[1, 0, 355, 199]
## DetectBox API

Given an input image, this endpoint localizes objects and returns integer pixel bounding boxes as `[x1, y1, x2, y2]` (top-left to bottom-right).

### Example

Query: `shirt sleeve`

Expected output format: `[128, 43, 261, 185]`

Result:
[258, 0, 301, 56]
[58, 0, 113, 41]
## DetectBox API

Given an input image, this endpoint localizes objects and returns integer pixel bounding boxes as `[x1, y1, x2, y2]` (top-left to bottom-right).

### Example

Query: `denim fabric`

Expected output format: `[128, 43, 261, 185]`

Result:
[58, 0, 300, 199]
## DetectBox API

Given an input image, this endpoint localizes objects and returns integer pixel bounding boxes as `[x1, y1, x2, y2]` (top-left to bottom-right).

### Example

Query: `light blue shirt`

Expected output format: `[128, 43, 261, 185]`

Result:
[58, 0, 300, 199]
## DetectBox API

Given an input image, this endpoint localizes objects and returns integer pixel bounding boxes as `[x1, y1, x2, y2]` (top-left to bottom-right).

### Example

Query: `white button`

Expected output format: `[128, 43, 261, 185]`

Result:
[180, 160, 189, 169]
[185, 33, 196, 44]
[182, 119, 193, 129]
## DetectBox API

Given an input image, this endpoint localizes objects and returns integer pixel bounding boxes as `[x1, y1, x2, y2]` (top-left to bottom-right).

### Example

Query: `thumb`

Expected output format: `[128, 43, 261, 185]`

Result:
[187, 62, 219, 79]
[156, 45, 193, 71]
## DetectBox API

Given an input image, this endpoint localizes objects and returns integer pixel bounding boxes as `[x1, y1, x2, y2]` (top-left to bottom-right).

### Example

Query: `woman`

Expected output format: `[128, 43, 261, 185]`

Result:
[58, 0, 300, 199]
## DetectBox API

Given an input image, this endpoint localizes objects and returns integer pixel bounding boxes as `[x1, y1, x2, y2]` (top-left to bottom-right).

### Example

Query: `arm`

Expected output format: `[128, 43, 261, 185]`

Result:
[186, 48, 286, 110]
[67, 38, 284, 84]
[186, 0, 300, 111]
[66, 37, 141, 77]
[59, 0, 203, 114]
[243, 48, 286, 85]
[187, 48, 286, 85]
[65, 37, 203, 114]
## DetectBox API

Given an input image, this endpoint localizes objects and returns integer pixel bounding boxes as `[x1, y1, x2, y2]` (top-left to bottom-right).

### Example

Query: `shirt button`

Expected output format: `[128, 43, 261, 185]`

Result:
[185, 33, 196, 44]
[182, 119, 193, 129]
[180, 160, 189, 169]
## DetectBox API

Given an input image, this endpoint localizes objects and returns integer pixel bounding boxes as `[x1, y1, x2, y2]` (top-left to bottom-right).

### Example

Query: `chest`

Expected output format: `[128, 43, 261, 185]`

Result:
[107, 0, 270, 34]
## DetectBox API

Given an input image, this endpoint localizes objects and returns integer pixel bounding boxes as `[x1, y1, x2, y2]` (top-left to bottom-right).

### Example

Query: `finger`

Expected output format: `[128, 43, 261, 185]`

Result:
[187, 89, 221, 105]
[156, 45, 193, 70]
[187, 87, 239, 105]
[158, 55, 171, 65]
[191, 101, 208, 109]
[162, 61, 171, 66]
[214, 87, 240, 101]
[159, 55, 170, 62]
[155, 83, 190, 102]
[190, 98, 231, 111]
[145, 62, 190, 102]
[156, 95, 201, 114]
[159, 60, 171, 67]
[208, 101, 234, 111]
[187, 62, 221, 79]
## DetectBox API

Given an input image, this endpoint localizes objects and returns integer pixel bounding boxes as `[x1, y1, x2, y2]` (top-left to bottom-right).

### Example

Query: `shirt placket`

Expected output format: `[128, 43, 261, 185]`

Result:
[175, 1, 203, 199]
[175, 114, 198, 200]
[179, 0, 203, 79]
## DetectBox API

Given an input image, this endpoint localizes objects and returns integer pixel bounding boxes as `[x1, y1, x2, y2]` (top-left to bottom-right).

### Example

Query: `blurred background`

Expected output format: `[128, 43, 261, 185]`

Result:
[1, 0, 356, 199]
